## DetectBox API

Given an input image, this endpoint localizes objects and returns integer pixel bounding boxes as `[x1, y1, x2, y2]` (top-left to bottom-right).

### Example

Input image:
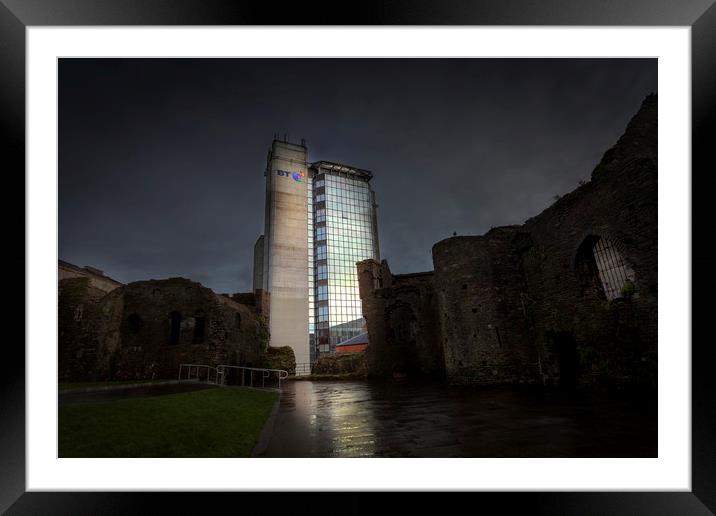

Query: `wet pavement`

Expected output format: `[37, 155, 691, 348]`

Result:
[260, 380, 657, 458]
[59, 382, 219, 405]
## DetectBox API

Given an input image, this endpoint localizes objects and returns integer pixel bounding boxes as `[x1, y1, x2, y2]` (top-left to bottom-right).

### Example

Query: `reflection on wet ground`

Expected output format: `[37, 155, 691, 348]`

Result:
[59, 382, 219, 405]
[261, 380, 657, 458]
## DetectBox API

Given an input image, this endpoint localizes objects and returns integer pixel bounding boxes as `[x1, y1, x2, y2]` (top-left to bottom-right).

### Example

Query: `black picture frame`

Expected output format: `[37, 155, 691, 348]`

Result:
[2, 1, 714, 514]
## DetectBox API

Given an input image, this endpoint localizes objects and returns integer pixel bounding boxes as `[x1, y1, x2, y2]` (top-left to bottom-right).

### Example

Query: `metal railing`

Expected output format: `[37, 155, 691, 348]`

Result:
[178, 363, 222, 384]
[178, 363, 288, 390]
[217, 365, 289, 390]
[294, 363, 313, 376]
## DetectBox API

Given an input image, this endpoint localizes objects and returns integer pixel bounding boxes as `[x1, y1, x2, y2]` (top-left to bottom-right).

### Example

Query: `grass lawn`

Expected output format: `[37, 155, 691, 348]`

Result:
[59, 379, 168, 392]
[59, 387, 278, 457]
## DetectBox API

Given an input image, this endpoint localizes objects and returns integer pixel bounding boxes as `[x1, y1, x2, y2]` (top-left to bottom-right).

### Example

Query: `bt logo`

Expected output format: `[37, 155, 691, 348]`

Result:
[277, 169, 305, 183]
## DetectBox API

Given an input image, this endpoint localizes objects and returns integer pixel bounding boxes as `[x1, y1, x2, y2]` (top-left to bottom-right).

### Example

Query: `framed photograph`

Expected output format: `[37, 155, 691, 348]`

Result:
[3, 0, 713, 513]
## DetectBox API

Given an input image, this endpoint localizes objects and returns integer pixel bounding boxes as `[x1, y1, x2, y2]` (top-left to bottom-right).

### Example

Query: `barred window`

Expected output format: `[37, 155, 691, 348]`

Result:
[576, 235, 636, 301]
[592, 238, 636, 301]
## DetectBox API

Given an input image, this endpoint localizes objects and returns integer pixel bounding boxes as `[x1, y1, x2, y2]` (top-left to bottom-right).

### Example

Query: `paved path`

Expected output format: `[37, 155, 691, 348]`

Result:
[260, 380, 656, 458]
[59, 382, 219, 405]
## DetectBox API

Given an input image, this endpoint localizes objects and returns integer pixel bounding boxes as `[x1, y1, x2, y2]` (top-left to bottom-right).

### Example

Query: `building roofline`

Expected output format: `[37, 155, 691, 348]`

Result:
[58, 259, 124, 286]
[271, 137, 307, 150]
[393, 271, 434, 280]
[336, 332, 369, 346]
[310, 160, 373, 181]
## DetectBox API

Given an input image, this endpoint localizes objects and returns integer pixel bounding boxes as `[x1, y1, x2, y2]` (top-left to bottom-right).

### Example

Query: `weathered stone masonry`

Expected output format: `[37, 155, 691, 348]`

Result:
[359, 94, 657, 388]
[358, 260, 444, 378]
[59, 276, 268, 382]
[433, 227, 537, 385]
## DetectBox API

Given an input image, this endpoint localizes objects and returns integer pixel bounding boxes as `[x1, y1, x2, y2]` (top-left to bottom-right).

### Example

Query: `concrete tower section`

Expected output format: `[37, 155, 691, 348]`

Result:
[263, 139, 310, 366]
[252, 234, 265, 293]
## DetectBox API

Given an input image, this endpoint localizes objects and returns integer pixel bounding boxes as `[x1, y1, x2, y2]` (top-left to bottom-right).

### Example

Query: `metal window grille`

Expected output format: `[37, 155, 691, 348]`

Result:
[592, 238, 634, 301]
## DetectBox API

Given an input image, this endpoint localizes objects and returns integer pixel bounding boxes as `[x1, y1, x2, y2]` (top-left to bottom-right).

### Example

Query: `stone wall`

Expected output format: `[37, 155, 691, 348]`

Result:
[358, 260, 444, 378]
[432, 227, 538, 385]
[259, 345, 296, 375]
[359, 94, 657, 389]
[519, 93, 658, 389]
[312, 351, 366, 377]
[58, 277, 114, 383]
[59, 277, 266, 382]
[230, 289, 270, 318]
[58, 260, 123, 293]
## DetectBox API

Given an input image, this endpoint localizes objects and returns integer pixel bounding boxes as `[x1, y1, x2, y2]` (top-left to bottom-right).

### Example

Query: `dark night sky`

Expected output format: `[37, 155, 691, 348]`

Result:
[59, 58, 656, 294]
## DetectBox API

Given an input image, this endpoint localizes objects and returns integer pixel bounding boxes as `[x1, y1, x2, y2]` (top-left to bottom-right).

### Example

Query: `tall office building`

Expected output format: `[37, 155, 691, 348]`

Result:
[309, 161, 380, 360]
[254, 138, 380, 368]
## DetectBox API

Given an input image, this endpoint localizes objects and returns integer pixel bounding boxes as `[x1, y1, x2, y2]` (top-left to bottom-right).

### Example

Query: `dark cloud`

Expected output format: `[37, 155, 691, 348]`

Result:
[59, 58, 656, 292]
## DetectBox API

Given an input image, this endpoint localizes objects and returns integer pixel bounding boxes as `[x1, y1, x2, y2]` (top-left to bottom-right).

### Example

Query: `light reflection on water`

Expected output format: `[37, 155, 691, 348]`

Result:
[262, 380, 656, 458]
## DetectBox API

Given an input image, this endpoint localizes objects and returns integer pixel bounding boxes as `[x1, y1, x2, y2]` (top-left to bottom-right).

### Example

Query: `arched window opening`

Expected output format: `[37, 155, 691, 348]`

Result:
[576, 235, 636, 301]
[391, 306, 417, 343]
[235, 312, 242, 330]
[592, 238, 636, 300]
[128, 313, 141, 334]
[193, 310, 206, 344]
[169, 311, 182, 345]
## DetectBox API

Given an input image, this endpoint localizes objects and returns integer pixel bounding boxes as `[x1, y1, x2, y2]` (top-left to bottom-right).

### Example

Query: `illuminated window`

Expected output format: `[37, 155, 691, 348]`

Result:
[318, 306, 329, 322]
[315, 226, 327, 241]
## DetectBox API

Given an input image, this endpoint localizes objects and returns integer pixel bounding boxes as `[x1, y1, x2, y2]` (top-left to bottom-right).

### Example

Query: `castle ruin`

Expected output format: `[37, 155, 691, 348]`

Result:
[358, 94, 657, 389]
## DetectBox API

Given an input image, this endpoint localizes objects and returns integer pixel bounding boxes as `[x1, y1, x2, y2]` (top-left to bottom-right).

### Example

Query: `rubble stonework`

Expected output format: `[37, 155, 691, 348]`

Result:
[312, 351, 367, 377]
[357, 260, 444, 377]
[59, 276, 267, 382]
[227, 289, 271, 320]
[432, 227, 537, 385]
[58, 260, 123, 293]
[359, 94, 658, 388]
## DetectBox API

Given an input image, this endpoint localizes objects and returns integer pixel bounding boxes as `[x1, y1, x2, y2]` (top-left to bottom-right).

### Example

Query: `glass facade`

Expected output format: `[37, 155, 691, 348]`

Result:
[307, 171, 316, 357]
[309, 163, 379, 359]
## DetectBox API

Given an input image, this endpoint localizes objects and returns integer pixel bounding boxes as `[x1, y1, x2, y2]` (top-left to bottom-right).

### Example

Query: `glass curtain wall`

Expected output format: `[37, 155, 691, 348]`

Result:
[311, 166, 379, 355]
[307, 171, 316, 361]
